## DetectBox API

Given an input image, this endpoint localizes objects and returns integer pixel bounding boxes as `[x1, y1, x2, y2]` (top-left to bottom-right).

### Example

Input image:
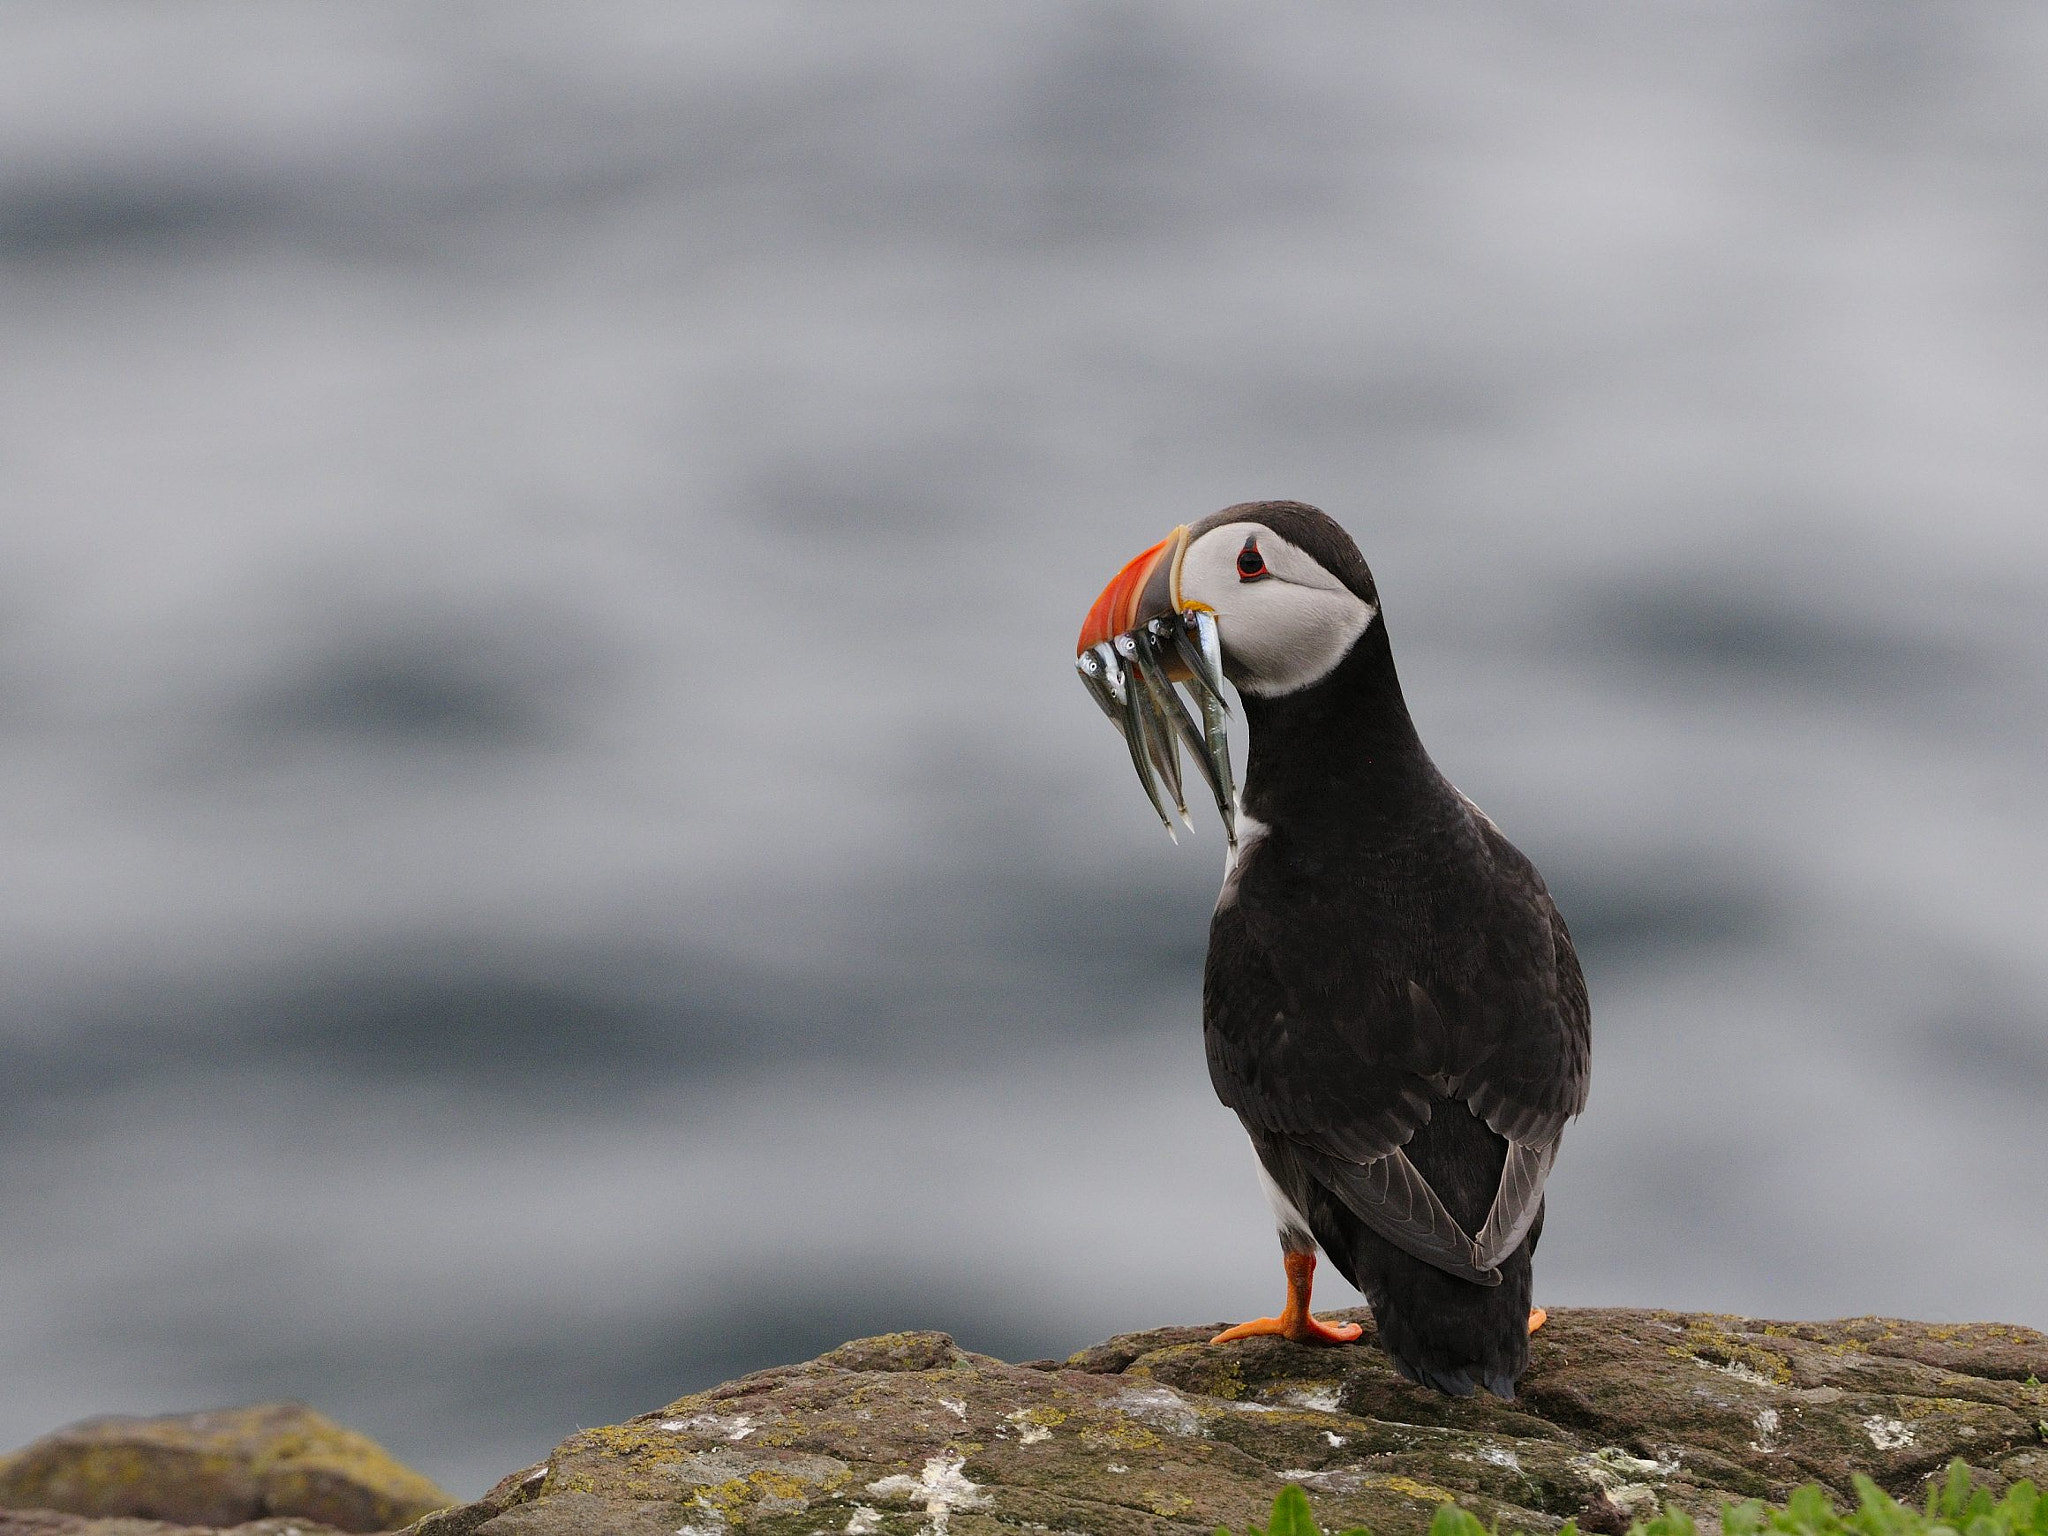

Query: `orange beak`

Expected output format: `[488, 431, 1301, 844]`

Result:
[1073, 522, 1236, 847]
[1076, 525, 1190, 656]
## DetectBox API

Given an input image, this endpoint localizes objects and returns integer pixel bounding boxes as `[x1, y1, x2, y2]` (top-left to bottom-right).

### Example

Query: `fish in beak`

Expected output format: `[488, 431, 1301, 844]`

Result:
[1075, 526, 1238, 848]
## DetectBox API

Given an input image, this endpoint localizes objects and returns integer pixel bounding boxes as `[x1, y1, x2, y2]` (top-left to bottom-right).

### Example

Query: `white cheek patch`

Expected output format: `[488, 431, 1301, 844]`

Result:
[1229, 590, 1377, 697]
[1179, 523, 1378, 697]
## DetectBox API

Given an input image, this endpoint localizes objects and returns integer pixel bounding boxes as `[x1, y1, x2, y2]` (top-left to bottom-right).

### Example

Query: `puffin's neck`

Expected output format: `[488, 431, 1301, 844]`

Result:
[1237, 616, 1444, 837]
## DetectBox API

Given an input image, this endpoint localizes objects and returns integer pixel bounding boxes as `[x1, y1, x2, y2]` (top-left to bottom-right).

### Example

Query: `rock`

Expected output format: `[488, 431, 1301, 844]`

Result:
[0, 1514, 345, 1536]
[408, 1308, 2048, 1536]
[0, 1403, 451, 1534]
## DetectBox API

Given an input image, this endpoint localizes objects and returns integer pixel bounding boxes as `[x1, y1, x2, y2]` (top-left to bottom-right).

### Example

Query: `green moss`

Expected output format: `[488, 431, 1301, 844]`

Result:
[1228, 1462, 2045, 1536]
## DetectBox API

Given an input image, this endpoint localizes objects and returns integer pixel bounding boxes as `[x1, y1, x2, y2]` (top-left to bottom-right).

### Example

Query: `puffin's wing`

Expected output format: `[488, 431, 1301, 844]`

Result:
[1207, 904, 1503, 1279]
[1446, 819, 1592, 1149]
[1432, 820, 1590, 1269]
[1217, 806, 1590, 1280]
[1204, 904, 1439, 1164]
[1266, 1136, 1501, 1285]
[1471, 1136, 1557, 1271]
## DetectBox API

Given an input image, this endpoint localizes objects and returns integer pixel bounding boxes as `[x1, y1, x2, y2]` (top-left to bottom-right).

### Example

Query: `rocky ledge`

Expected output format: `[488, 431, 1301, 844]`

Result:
[0, 1402, 450, 1535]
[7, 1310, 2047, 1536]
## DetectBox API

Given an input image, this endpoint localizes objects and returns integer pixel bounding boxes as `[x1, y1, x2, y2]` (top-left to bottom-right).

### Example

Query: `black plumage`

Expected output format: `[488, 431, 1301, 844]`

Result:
[1195, 503, 1590, 1397]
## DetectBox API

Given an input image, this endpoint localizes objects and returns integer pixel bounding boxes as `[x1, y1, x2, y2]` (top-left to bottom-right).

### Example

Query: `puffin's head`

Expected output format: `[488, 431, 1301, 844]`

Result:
[1076, 501, 1380, 698]
[1072, 501, 1381, 843]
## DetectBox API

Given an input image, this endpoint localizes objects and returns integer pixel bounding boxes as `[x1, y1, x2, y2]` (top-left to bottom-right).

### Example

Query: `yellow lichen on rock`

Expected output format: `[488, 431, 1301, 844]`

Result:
[1668, 1315, 1795, 1386]
[0, 1403, 449, 1533]
[1142, 1486, 1195, 1516]
[1078, 1417, 1162, 1452]
[1370, 1473, 1464, 1504]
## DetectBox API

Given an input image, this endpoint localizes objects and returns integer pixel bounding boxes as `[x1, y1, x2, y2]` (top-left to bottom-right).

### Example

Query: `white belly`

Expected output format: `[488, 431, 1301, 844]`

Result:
[1252, 1145, 1316, 1252]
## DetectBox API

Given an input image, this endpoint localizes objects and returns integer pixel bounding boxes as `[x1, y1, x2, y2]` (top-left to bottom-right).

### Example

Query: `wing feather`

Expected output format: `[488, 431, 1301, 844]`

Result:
[1204, 910, 1438, 1162]
[1289, 1141, 1502, 1285]
[1472, 1136, 1558, 1271]
[1204, 791, 1591, 1284]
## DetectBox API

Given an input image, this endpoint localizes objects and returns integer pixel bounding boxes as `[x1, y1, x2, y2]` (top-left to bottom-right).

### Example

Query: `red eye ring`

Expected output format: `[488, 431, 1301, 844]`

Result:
[1237, 538, 1269, 581]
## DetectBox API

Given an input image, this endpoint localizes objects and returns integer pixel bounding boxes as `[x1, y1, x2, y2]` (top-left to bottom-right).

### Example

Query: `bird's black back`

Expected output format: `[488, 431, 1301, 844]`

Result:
[1203, 584, 1589, 1397]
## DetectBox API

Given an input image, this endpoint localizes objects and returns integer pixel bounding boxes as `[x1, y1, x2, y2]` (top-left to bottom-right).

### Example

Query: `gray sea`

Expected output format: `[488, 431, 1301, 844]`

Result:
[2, 1, 2044, 1497]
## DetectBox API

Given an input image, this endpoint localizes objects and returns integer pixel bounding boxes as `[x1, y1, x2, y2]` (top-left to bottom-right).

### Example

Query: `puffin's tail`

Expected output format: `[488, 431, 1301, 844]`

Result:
[1364, 1233, 1536, 1399]
[1318, 1104, 1541, 1399]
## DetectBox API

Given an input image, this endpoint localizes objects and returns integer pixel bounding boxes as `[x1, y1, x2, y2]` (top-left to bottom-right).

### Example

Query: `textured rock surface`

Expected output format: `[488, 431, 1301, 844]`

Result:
[0, 1515, 345, 1536]
[0, 1403, 449, 1534]
[409, 1308, 2048, 1536]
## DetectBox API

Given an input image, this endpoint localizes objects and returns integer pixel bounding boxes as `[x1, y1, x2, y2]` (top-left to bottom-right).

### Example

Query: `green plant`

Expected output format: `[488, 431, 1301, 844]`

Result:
[1719, 1460, 2046, 1536]
[1222, 1462, 2044, 1536]
[1220, 1484, 1368, 1536]
[1426, 1502, 1527, 1536]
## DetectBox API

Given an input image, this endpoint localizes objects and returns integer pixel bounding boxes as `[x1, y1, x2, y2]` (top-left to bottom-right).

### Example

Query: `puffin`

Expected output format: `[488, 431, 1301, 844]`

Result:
[1073, 501, 1590, 1398]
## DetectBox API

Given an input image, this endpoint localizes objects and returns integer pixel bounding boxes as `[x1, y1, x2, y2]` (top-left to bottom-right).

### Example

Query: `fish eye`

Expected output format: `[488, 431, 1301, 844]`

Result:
[1237, 538, 1269, 581]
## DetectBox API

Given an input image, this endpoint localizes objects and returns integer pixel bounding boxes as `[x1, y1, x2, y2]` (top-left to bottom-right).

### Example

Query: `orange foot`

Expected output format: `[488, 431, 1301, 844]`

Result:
[1528, 1307, 1548, 1335]
[1211, 1252, 1363, 1347]
[1212, 1311, 1362, 1345]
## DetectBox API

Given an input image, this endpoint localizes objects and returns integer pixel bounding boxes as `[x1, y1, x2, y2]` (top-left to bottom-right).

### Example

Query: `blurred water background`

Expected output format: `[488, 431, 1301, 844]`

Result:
[2, 0, 2045, 1498]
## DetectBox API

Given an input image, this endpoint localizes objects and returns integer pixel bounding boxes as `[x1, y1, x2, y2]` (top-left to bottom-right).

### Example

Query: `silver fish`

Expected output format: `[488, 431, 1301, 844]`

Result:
[1170, 610, 1227, 705]
[1074, 613, 1238, 848]
[1140, 621, 1227, 827]
[1075, 645, 1127, 732]
[1117, 631, 1191, 829]
[1094, 640, 1128, 704]
[1190, 611, 1238, 849]
[1115, 644, 1178, 838]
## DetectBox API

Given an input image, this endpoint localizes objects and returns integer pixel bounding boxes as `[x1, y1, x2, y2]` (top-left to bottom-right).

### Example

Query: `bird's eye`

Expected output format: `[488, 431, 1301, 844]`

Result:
[1237, 538, 1270, 581]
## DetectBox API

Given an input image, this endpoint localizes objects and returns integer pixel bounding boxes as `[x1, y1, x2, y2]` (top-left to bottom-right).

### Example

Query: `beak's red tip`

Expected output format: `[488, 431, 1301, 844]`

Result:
[1077, 533, 1176, 655]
